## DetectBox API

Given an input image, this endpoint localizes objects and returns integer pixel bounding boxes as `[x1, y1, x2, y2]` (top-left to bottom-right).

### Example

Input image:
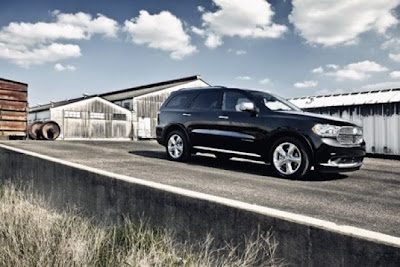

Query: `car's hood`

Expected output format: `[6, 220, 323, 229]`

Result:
[273, 110, 358, 126]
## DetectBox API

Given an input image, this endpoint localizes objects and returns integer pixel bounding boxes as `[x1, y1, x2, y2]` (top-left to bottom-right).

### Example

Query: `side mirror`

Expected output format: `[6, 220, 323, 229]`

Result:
[237, 102, 256, 113]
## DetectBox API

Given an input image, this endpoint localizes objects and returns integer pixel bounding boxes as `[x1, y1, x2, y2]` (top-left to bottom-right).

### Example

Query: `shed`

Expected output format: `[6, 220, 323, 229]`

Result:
[289, 89, 400, 155]
[0, 78, 28, 139]
[100, 75, 209, 139]
[29, 97, 132, 140]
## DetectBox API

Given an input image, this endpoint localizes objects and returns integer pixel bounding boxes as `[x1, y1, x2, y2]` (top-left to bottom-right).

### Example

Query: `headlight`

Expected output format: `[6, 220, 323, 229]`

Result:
[312, 124, 341, 137]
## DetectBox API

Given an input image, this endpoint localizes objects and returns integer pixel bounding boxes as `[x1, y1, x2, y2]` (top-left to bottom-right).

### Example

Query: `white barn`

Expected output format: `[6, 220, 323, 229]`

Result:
[29, 75, 209, 140]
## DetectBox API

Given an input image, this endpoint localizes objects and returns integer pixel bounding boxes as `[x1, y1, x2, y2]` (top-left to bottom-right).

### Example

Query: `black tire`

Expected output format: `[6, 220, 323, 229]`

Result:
[166, 130, 191, 162]
[270, 137, 310, 179]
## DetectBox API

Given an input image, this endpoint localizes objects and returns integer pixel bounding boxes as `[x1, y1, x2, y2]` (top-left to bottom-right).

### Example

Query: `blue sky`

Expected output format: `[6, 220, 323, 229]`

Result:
[1, 0, 400, 105]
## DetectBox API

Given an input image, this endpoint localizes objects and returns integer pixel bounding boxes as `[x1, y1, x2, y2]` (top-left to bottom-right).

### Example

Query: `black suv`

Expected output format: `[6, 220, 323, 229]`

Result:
[156, 87, 365, 179]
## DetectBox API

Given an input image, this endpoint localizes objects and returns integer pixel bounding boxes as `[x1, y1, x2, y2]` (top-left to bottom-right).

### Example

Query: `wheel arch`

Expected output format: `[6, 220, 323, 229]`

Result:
[163, 124, 191, 146]
[264, 130, 315, 163]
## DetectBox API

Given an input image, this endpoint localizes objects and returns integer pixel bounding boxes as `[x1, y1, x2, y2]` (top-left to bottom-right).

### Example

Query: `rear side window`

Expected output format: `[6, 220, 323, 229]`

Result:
[165, 93, 193, 109]
[190, 91, 220, 110]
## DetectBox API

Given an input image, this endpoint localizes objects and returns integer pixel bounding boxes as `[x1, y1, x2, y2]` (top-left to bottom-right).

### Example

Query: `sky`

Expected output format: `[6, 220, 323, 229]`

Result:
[2, 0, 400, 105]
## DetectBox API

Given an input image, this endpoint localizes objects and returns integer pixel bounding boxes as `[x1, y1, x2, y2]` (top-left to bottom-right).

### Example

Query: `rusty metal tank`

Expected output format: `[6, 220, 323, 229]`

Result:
[0, 78, 28, 139]
[28, 121, 60, 140]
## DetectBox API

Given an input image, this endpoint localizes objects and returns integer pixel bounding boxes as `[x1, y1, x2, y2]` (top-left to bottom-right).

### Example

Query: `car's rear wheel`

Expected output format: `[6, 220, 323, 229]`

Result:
[270, 137, 310, 179]
[166, 130, 191, 162]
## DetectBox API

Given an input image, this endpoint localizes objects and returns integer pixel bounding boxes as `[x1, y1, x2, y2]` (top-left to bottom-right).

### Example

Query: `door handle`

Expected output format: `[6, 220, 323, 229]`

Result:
[182, 113, 191, 117]
[218, 115, 229, 119]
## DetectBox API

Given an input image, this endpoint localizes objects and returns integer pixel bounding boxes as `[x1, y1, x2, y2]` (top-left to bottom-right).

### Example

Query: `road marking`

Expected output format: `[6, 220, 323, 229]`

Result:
[0, 143, 399, 248]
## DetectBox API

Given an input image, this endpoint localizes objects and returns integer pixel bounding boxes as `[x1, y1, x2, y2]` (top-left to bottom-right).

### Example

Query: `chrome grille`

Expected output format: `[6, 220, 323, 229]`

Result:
[337, 126, 363, 145]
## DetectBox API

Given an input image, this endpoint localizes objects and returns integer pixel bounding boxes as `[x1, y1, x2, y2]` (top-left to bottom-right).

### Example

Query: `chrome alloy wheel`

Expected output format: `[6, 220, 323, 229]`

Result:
[273, 142, 302, 175]
[167, 134, 184, 159]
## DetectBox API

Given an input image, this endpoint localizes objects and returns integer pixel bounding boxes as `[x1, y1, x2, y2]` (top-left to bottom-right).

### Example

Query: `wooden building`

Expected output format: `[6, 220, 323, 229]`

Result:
[0, 78, 28, 139]
[101, 75, 209, 139]
[29, 75, 209, 140]
[29, 97, 132, 140]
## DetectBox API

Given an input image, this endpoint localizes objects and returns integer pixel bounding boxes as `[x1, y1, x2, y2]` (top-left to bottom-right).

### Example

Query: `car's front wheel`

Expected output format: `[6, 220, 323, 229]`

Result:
[166, 130, 191, 162]
[270, 137, 310, 179]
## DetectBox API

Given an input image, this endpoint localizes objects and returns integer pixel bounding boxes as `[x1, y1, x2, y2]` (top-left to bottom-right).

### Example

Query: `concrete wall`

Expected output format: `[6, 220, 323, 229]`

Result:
[0, 144, 399, 266]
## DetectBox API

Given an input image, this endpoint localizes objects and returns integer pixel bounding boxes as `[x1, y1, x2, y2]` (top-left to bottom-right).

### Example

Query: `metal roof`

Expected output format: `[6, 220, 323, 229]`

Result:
[100, 75, 208, 101]
[29, 95, 98, 113]
[0, 77, 28, 86]
[289, 88, 400, 109]
[29, 75, 206, 112]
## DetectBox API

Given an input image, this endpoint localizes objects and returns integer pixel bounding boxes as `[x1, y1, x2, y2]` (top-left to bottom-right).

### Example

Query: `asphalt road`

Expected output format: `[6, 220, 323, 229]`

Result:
[2, 140, 400, 237]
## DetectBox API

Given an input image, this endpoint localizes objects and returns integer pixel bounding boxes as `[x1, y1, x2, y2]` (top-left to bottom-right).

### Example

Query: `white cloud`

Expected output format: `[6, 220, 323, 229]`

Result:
[259, 78, 272, 85]
[294, 80, 318, 88]
[326, 64, 339, 70]
[0, 43, 81, 68]
[326, 60, 388, 81]
[381, 38, 400, 50]
[290, 0, 400, 46]
[197, 6, 205, 13]
[228, 49, 247, 55]
[312, 66, 323, 74]
[316, 88, 345, 95]
[191, 26, 206, 36]
[54, 63, 76, 72]
[236, 76, 252, 80]
[124, 10, 197, 60]
[389, 53, 400, 62]
[390, 71, 400, 78]
[197, 0, 287, 48]
[205, 33, 223, 49]
[361, 81, 400, 90]
[0, 11, 118, 46]
[0, 11, 118, 67]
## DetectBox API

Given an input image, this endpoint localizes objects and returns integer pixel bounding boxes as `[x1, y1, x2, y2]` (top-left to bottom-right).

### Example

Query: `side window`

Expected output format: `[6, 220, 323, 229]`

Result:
[165, 93, 193, 109]
[222, 91, 251, 111]
[190, 91, 220, 110]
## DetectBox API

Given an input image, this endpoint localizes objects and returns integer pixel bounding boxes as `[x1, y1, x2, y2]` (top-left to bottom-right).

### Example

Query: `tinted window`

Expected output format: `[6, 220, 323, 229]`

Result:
[250, 91, 301, 112]
[222, 91, 251, 111]
[191, 91, 220, 110]
[165, 93, 193, 109]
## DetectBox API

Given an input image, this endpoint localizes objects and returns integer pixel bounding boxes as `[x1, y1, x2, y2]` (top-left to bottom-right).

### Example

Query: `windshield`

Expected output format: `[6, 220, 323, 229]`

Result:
[250, 91, 301, 112]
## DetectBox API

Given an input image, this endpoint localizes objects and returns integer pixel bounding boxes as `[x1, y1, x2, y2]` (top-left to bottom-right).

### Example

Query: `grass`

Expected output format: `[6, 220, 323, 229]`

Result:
[0, 183, 283, 266]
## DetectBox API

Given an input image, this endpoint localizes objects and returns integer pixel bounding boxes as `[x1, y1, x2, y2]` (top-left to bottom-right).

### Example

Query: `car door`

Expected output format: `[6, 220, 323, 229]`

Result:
[215, 90, 263, 154]
[185, 90, 223, 148]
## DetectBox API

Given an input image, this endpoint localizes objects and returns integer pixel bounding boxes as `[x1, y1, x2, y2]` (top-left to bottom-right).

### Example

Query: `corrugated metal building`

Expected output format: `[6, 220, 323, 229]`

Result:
[29, 75, 209, 140]
[0, 78, 28, 139]
[289, 89, 400, 155]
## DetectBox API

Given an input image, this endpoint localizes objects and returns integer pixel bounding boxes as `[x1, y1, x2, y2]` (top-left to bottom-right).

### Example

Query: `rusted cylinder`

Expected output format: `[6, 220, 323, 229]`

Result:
[39, 121, 60, 140]
[28, 121, 44, 140]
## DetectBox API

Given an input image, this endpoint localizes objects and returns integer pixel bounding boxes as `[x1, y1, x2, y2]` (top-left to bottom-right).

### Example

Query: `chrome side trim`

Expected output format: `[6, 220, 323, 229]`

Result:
[192, 129, 255, 140]
[319, 161, 363, 168]
[193, 146, 261, 158]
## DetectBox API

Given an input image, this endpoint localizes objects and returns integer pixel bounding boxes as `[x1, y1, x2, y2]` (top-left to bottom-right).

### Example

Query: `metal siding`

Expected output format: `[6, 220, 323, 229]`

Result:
[132, 80, 210, 139]
[0, 79, 28, 138]
[306, 103, 400, 155]
[136, 92, 170, 138]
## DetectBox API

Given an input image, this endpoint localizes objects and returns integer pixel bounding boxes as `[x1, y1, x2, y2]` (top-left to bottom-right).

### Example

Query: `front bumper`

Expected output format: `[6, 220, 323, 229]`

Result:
[314, 138, 366, 173]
